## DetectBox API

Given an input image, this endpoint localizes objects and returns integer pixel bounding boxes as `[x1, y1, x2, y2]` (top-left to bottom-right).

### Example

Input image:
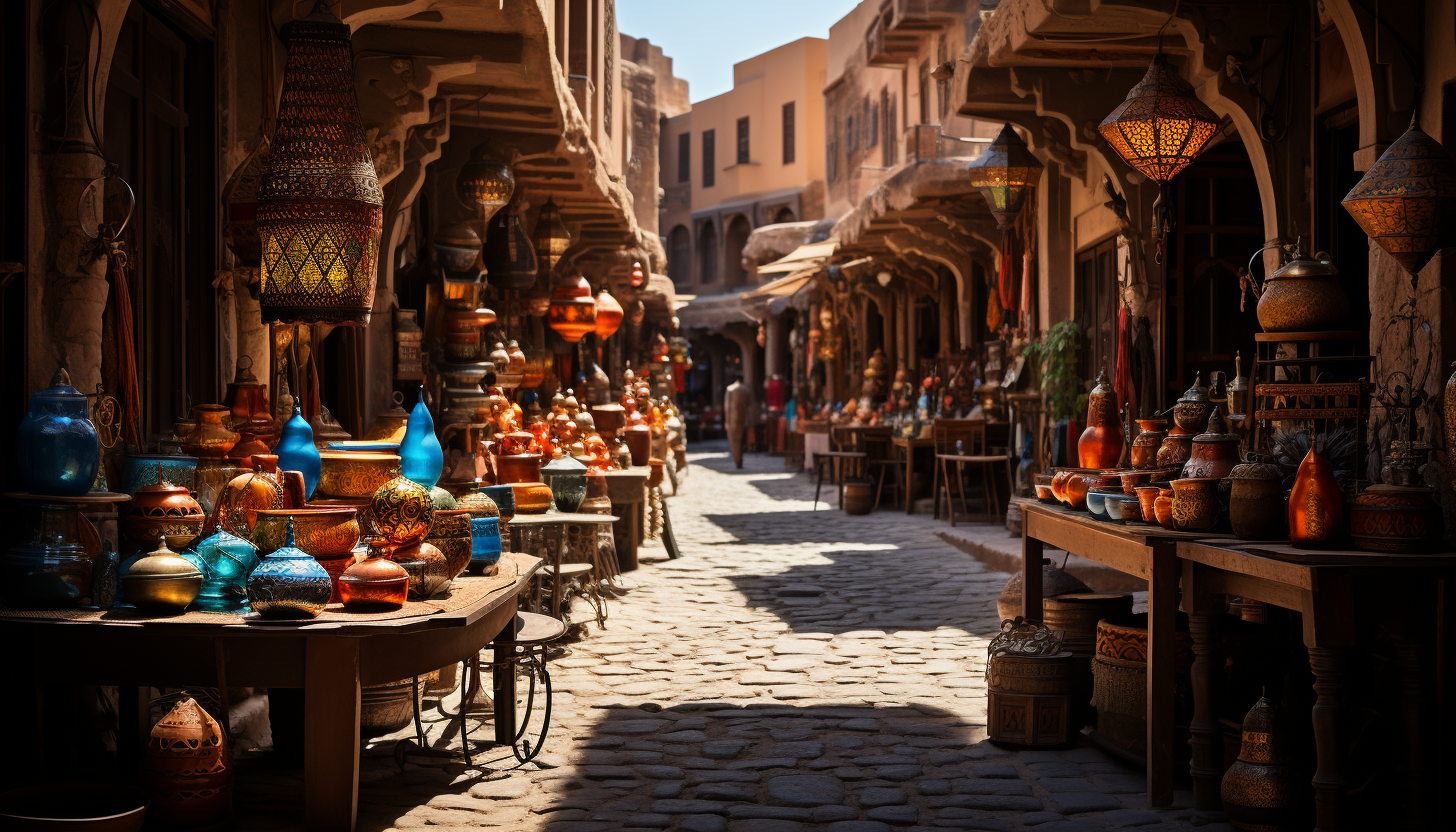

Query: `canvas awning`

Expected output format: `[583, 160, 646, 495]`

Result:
[756, 238, 840, 275]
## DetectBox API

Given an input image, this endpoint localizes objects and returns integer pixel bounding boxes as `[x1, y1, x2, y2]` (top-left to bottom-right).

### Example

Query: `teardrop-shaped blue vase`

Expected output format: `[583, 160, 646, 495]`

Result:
[401, 386, 444, 489]
[276, 404, 322, 500]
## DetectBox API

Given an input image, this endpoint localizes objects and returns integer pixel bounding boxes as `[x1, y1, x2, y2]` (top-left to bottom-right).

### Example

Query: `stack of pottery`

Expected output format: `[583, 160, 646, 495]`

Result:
[1182, 408, 1241, 480]
[1077, 369, 1124, 468]
[1226, 455, 1286, 539]
[1130, 419, 1167, 470]
[252, 507, 360, 603]
[1220, 695, 1300, 831]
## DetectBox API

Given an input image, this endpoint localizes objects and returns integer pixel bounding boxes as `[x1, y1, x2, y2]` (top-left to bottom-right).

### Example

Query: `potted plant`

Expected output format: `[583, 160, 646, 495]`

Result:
[1022, 321, 1082, 422]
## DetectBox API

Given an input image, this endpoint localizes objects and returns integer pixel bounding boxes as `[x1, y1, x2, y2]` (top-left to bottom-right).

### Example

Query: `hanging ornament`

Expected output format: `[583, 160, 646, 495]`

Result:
[533, 198, 571, 273]
[1342, 121, 1456, 278]
[594, 289, 624, 340]
[548, 275, 598, 342]
[257, 3, 383, 326]
[483, 197, 539, 290]
[433, 221, 482, 276]
[630, 260, 646, 287]
[456, 144, 515, 225]
[966, 123, 1043, 230]
[1098, 54, 1219, 184]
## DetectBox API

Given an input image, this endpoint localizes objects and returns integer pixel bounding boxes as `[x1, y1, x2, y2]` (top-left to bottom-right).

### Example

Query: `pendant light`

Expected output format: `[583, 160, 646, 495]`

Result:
[630, 260, 646, 287]
[456, 144, 515, 226]
[967, 123, 1044, 230]
[547, 274, 597, 343]
[1342, 120, 1456, 279]
[483, 197, 539, 291]
[1098, 53, 1219, 184]
[533, 198, 571, 273]
[594, 289, 624, 340]
[257, 3, 383, 326]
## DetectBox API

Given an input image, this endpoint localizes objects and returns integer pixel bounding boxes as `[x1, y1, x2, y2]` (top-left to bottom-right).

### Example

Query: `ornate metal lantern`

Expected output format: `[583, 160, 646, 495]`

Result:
[967, 123, 1043, 230]
[1342, 123, 1456, 277]
[1098, 54, 1219, 184]
[594, 289, 624, 340]
[547, 275, 597, 343]
[533, 198, 571, 273]
[456, 145, 515, 225]
[257, 4, 383, 326]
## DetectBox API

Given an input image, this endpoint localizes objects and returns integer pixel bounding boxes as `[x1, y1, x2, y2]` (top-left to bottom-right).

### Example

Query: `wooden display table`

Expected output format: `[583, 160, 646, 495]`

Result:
[1020, 502, 1233, 806]
[891, 434, 934, 514]
[0, 554, 541, 832]
[1177, 540, 1456, 830]
[605, 469, 648, 572]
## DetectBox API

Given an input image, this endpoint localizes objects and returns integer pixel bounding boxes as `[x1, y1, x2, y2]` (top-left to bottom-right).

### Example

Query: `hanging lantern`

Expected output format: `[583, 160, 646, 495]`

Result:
[434, 221, 482, 276]
[533, 198, 571, 273]
[1098, 54, 1219, 184]
[630, 260, 646, 287]
[483, 198, 539, 290]
[594, 289, 624, 340]
[1342, 123, 1456, 277]
[257, 4, 383, 326]
[547, 275, 597, 342]
[967, 123, 1043, 230]
[456, 144, 515, 225]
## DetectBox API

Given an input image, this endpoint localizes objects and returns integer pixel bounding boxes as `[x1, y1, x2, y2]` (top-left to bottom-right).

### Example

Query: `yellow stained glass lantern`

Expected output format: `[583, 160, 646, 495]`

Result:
[533, 198, 571, 273]
[548, 275, 597, 343]
[257, 4, 383, 326]
[1342, 123, 1456, 277]
[457, 145, 515, 225]
[1098, 53, 1219, 184]
[967, 123, 1044, 230]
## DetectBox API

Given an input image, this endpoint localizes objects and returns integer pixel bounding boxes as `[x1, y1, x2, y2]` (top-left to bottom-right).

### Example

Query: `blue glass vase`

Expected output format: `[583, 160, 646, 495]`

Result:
[400, 386, 444, 489]
[276, 404, 322, 500]
[246, 518, 332, 618]
[469, 516, 502, 574]
[189, 529, 261, 612]
[17, 368, 100, 496]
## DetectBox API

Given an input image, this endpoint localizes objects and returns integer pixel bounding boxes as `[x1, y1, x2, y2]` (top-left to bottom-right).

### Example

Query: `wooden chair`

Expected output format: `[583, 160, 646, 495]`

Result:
[933, 419, 1011, 526]
[812, 426, 871, 509]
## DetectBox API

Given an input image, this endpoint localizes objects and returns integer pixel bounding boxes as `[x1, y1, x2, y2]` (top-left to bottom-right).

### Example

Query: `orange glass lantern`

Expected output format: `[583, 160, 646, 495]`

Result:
[1342, 123, 1456, 277]
[1098, 54, 1219, 184]
[257, 5, 383, 326]
[630, 260, 645, 287]
[548, 275, 597, 342]
[967, 123, 1044, 230]
[594, 289, 624, 339]
[533, 198, 571, 272]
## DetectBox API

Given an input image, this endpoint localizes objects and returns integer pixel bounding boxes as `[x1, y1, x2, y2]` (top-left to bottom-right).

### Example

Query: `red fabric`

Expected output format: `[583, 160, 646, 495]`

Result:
[997, 230, 1014, 312]
[1114, 306, 1136, 417]
[107, 250, 141, 448]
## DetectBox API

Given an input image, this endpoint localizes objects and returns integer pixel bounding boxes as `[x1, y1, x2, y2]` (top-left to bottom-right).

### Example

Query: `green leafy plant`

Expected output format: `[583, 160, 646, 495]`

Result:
[1023, 321, 1082, 422]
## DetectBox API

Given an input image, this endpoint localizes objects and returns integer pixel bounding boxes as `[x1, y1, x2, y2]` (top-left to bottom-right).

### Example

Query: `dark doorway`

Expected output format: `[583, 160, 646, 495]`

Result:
[1075, 236, 1118, 381]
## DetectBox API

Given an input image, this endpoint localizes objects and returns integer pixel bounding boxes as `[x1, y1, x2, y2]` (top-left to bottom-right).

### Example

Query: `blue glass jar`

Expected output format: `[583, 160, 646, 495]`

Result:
[276, 404, 322, 500]
[400, 385, 444, 490]
[17, 368, 100, 496]
[246, 518, 332, 618]
[469, 516, 502, 574]
[0, 502, 92, 608]
[189, 529, 261, 612]
[541, 455, 588, 513]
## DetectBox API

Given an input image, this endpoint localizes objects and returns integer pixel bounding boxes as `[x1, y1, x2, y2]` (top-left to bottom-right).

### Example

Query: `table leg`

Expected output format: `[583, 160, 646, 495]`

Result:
[1308, 646, 1348, 832]
[904, 446, 916, 514]
[304, 637, 360, 832]
[1020, 526, 1042, 623]
[116, 685, 150, 767]
[1184, 561, 1223, 811]
[493, 618, 518, 746]
[1146, 544, 1177, 807]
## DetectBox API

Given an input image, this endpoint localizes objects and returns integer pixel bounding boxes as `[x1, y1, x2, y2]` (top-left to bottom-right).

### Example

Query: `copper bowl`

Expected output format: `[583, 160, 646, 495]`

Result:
[340, 556, 409, 610]
[318, 452, 402, 499]
[510, 481, 554, 514]
[1033, 474, 1057, 503]
[252, 508, 360, 557]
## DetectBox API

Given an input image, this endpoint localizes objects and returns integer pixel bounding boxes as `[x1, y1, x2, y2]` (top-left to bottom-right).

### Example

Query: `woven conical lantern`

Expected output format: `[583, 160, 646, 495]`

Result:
[533, 198, 571, 273]
[457, 145, 515, 225]
[1099, 54, 1219, 183]
[257, 4, 383, 326]
[967, 124, 1043, 230]
[548, 275, 597, 342]
[1342, 124, 1456, 276]
[594, 289, 624, 340]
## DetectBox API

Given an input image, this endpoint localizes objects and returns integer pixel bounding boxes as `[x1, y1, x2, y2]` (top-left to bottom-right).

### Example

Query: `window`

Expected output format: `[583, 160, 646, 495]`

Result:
[827, 116, 838, 182]
[698, 221, 718, 283]
[702, 129, 715, 187]
[1075, 238, 1118, 381]
[782, 102, 795, 164]
[677, 132, 690, 183]
[919, 59, 930, 125]
[667, 225, 691, 284]
[736, 116, 750, 164]
[846, 112, 857, 154]
[866, 97, 879, 149]
[881, 88, 895, 167]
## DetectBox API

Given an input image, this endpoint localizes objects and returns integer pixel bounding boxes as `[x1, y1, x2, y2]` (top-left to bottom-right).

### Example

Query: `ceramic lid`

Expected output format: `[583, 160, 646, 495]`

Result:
[1191, 408, 1239, 443]
[128, 540, 205, 580]
[1090, 368, 1113, 395]
[1178, 372, 1209, 404]
[1227, 453, 1282, 481]
[1269, 240, 1338, 281]
[33, 367, 87, 403]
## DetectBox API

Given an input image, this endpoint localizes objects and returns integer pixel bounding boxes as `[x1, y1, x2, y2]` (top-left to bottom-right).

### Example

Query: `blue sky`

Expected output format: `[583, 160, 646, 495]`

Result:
[617, 0, 863, 103]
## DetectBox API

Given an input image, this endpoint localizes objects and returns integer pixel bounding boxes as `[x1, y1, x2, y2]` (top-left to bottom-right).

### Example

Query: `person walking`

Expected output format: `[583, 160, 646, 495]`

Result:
[724, 375, 751, 469]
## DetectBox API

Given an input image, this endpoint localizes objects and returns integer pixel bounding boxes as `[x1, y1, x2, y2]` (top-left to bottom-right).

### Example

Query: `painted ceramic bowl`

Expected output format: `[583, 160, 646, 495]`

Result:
[252, 508, 360, 558]
[318, 451, 402, 499]
[1105, 493, 1142, 524]
[1085, 486, 1122, 521]
[371, 477, 435, 547]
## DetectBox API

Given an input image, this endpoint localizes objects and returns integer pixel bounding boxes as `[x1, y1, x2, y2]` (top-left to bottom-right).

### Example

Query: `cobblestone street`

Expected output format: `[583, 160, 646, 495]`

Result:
[240, 445, 1222, 832]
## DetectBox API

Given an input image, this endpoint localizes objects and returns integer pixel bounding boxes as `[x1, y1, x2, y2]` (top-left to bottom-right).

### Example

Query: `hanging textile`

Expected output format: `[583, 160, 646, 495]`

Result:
[106, 246, 142, 448]
[1019, 194, 1036, 333]
[997, 231, 1015, 312]
[1114, 306, 1137, 417]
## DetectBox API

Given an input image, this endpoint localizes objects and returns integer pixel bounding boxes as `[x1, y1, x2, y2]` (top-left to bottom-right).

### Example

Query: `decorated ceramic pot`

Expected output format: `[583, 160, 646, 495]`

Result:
[1220, 695, 1300, 830]
[317, 451, 402, 499]
[246, 518, 332, 618]
[1348, 485, 1443, 553]
[252, 507, 360, 558]
[121, 454, 199, 495]
[371, 476, 435, 548]
[1153, 487, 1175, 529]
[1129, 418, 1167, 470]
[1157, 430, 1194, 468]
[183, 404, 240, 459]
[1077, 369, 1124, 468]
[1170, 478, 1221, 532]
[144, 697, 233, 826]
[1172, 375, 1212, 434]
[188, 529, 260, 613]
[122, 540, 204, 613]
[469, 516, 503, 575]
[16, 368, 102, 496]
[121, 479, 206, 551]
[215, 464, 285, 537]
[390, 540, 452, 600]
[425, 509, 473, 581]
[340, 541, 409, 610]
[1182, 408, 1241, 480]
[542, 454, 588, 512]
[1226, 455, 1286, 540]
[1134, 485, 1162, 524]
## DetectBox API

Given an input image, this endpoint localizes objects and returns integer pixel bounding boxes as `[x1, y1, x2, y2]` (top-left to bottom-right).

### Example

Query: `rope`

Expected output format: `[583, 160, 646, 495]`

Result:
[106, 245, 142, 449]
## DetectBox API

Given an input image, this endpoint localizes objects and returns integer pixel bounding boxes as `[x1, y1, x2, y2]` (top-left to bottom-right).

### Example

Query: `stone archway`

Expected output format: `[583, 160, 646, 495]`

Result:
[722, 214, 753, 289]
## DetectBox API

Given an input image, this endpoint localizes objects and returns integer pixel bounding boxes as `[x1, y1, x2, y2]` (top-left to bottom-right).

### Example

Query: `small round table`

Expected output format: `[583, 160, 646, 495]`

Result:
[507, 512, 618, 626]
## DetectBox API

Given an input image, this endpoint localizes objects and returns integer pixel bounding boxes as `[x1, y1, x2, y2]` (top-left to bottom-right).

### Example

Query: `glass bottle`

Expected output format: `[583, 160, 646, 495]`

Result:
[276, 403, 322, 500]
[400, 385, 444, 489]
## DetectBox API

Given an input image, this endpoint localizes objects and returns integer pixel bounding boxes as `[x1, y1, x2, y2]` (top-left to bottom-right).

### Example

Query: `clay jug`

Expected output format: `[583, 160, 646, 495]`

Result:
[1077, 369, 1123, 468]
[1288, 448, 1342, 548]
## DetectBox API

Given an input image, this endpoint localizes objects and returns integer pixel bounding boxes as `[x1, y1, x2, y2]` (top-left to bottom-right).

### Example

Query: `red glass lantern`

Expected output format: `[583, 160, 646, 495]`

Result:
[594, 289, 624, 340]
[548, 275, 597, 342]
[257, 5, 383, 326]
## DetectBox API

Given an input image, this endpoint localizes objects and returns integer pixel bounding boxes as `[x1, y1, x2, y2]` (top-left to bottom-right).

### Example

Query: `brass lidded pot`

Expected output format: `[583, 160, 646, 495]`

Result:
[1256, 240, 1351, 332]
[122, 539, 204, 613]
[1172, 373, 1213, 434]
[1182, 408, 1241, 480]
[364, 391, 410, 442]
